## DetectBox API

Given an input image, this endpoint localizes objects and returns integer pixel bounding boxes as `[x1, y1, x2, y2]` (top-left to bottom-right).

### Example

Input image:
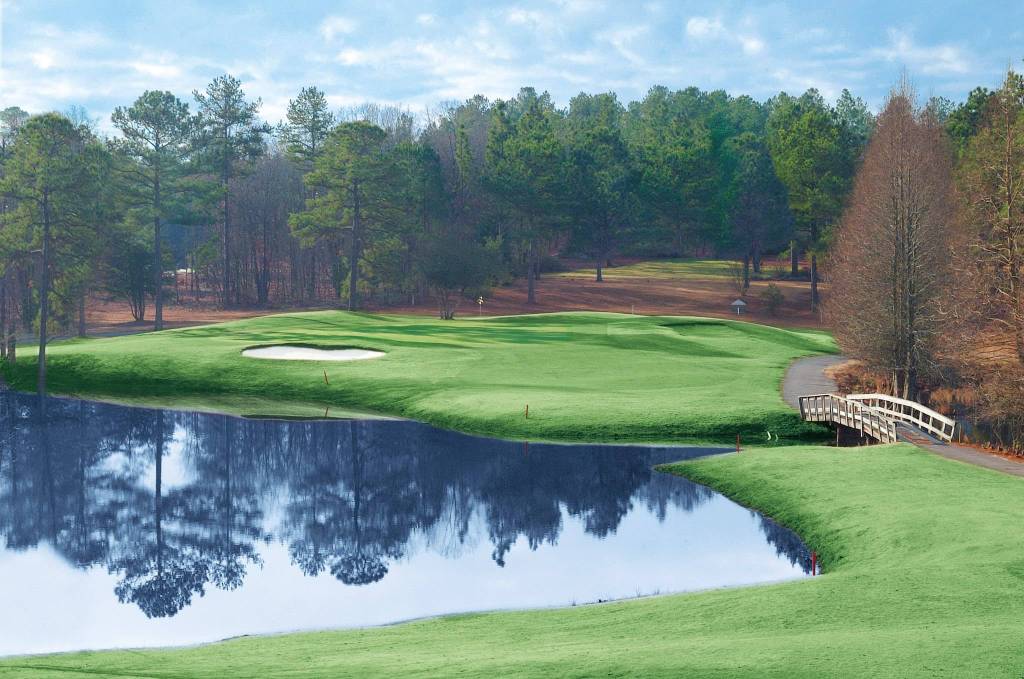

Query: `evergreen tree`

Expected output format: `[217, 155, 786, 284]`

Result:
[290, 121, 395, 310]
[565, 92, 637, 281]
[484, 90, 567, 304]
[278, 86, 336, 171]
[725, 132, 792, 285]
[767, 90, 855, 307]
[111, 91, 194, 329]
[0, 113, 107, 392]
[193, 75, 269, 306]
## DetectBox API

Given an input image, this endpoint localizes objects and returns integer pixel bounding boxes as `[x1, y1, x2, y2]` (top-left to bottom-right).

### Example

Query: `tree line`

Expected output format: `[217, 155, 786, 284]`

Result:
[828, 70, 1024, 449]
[1, 77, 877, 389]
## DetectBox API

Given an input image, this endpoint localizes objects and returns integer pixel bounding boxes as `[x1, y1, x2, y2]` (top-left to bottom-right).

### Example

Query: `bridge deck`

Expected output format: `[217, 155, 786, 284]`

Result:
[786, 356, 1024, 477]
[799, 393, 900, 444]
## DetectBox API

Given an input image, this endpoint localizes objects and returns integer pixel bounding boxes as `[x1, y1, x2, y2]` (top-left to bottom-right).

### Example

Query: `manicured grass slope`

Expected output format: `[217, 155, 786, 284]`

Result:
[5, 444, 1023, 677]
[3, 312, 834, 442]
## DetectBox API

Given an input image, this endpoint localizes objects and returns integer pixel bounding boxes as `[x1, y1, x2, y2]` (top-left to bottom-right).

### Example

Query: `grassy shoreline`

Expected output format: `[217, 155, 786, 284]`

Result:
[2, 311, 835, 443]
[5, 310, 1019, 676]
[4, 443, 1022, 677]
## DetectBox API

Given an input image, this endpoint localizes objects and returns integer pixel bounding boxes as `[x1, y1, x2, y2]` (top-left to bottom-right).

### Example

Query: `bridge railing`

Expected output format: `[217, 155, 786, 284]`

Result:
[846, 393, 956, 443]
[798, 393, 899, 444]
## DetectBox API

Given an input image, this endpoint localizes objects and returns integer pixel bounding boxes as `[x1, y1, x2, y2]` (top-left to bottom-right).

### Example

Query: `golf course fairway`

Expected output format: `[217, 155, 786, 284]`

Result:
[2, 443, 1022, 677]
[2, 311, 835, 442]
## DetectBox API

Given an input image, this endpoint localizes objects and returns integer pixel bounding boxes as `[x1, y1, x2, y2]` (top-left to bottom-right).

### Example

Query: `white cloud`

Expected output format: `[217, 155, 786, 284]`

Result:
[469, 19, 516, 60]
[30, 23, 107, 48]
[319, 16, 355, 41]
[506, 8, 546, 27]
[552, 0, 605, 13]
[686, 15, 765, 56]
[30, 48, 57, 69]
[130, 60, 182, 79]
[872, 28, 970, 75]
[0, 0, 1002, 137]
[596, 25, 648, 65]
[686, 16, 723, 39]
[739, 35, 764, 55]
[560, 50, 601, 65]
[336, 48, 369, 66]
[771, 67, 840, 100]
[811, 43, 847, 55]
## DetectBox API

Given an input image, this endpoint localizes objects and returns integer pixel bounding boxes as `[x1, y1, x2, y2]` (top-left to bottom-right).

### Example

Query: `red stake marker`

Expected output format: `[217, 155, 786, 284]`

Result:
[811, 551, 818, 576]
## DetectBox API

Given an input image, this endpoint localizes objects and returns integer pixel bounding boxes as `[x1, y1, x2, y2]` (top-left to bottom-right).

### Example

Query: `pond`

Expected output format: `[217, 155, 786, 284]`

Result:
[0, 392, 810, 656]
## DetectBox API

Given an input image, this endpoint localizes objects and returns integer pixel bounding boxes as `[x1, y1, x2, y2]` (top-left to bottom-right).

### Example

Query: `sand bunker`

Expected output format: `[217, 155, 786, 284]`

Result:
[242, 346, 384, 362]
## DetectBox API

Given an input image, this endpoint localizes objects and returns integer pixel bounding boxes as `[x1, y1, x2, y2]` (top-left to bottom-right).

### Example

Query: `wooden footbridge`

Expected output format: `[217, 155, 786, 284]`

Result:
[798, 392, 957, 445]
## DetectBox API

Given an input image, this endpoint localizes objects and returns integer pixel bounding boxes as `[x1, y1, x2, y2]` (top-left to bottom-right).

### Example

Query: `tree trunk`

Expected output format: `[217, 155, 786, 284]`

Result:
[348, 182, 362, 311]
[38, 193, 51, 395]
[595, 253, 603, 283]
[0, 278, 6, 361]
[77, 292, 86, 338]
[6, 271, 16, 365]
[1016, 311, 1024, 365]
[154, 409, 163, 577]
[307, 248, 317, 303]
[189, 252, 197, 301]
[810, 253, 820, 309]
[221, 166, 231, 308]
[154, 174, 164, 331]
[790, 240, 798, 276]
[743, 253, 751, 290]
[258, 218, 270, 307]
[1012, 255, 1024, 364]
[527, 238, 537, 304]
[809, 217, 821, 309]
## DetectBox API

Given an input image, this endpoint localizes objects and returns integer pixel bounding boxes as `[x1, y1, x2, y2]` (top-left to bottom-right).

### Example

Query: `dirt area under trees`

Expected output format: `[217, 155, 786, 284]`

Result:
[79, 259, 823, 336]
[390, 273, 821, 326]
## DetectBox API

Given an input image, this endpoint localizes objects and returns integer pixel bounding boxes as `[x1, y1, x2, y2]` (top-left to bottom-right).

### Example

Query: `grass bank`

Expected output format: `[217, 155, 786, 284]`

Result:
[4, 443, 1022, 677]
[2, 311, 834, 442]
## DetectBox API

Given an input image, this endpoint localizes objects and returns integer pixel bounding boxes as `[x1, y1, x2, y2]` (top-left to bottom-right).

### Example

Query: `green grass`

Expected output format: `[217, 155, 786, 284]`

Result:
[2, 311, 835, 443]
[5, 443, 1023, 677]
[558, 258, 776, 281]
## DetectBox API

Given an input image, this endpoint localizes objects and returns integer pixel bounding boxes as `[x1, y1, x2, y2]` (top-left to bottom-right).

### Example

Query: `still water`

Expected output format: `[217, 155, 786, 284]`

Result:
[0, 392, 810, 656]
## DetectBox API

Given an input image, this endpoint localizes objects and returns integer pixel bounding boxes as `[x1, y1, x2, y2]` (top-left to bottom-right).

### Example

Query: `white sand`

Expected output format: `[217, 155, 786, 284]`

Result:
[242, 346, 384, 362]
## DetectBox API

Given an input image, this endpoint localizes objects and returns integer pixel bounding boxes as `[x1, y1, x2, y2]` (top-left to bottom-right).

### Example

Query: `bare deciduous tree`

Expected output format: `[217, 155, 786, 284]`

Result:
[956, 72, 1024, 363]
[828, 82, 954, 399]
[233, 154, 304, 306]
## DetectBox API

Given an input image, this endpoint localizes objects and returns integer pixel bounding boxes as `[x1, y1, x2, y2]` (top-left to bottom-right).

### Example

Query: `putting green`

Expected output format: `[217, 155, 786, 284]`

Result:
[241, 345, 385, 361]
[3, 311, 834, 442]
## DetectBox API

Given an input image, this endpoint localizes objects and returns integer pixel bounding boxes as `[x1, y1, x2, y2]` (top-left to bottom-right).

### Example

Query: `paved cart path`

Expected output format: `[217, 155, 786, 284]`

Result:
[783, 355, 1024, 478]
[781, 354, 846, 409]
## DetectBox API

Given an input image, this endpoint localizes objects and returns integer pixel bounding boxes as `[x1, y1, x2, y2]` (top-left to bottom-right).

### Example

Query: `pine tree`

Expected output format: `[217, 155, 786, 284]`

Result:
[290, 121, 395, 310]
[111, 91, 194, 330]
[193, 75, 269, 306]
[0, 113, 107, 392]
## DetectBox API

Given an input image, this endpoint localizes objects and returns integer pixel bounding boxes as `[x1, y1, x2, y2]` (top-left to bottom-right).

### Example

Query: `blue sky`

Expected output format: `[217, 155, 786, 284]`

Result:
[1, 0, 1021, 131]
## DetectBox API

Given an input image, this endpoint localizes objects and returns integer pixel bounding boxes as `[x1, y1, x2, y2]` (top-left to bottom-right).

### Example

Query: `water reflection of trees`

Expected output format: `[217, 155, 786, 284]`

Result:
[0, 392, 808, 619]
